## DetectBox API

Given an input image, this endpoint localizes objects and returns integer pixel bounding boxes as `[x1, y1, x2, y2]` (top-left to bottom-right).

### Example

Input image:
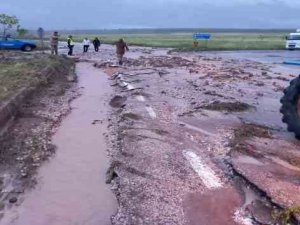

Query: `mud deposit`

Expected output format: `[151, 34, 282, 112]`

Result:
[1, 45, 300, 225]
[104, 46, 300, 225]
[0, 63, 117, 224]
[0, 60, 75, 220]
[200, 101, 253, 112]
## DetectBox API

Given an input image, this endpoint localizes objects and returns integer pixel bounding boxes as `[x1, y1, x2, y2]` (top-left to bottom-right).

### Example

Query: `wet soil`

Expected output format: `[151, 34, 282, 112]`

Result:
[228, 122, 300, 223]
[230, 138, 300, 222]
[103, 46, 300, 224]
[183, 188, 243, 225]
[229, 123, 272, 152]
[2, 45, 300, 225]
[0, 62, 117, 224]
[200, 101, 253, 112]
[0, 60, 75, 219]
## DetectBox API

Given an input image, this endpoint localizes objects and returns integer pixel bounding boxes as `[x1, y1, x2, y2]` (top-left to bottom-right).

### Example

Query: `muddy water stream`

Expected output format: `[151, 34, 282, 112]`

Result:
[1, 63, 117, 225]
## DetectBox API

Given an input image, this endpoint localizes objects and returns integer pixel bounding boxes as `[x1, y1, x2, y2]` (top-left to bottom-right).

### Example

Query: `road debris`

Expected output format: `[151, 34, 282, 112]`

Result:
[1, 45, 300, 225]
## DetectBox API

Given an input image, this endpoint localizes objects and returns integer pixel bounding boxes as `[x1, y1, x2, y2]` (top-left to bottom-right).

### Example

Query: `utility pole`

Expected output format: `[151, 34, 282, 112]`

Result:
[37, 27, 45, 52]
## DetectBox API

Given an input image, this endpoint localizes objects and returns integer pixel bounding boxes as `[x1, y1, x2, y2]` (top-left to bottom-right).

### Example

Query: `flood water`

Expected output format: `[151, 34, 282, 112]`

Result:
[1, 63, 117, 225]
[201, 50, 300, 74]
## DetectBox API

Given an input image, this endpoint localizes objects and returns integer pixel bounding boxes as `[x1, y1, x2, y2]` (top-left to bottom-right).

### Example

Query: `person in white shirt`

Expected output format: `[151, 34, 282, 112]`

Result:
[82, 38, 90, 53]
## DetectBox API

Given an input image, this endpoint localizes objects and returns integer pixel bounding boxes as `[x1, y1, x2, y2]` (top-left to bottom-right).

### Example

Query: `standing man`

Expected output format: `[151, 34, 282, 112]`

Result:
[82, 37, 90, 53]
[92, 37, 101, 52]
[115, 38, 129, 65]
[67, 35, 75, 56]
[50, 31, 59, 55]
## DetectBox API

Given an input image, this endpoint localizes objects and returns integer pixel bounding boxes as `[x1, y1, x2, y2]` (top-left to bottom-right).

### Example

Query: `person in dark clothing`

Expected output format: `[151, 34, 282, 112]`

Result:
[115, 38, 129, 65]
[93, 37, 101, 52]
[67, 35, 75, 56]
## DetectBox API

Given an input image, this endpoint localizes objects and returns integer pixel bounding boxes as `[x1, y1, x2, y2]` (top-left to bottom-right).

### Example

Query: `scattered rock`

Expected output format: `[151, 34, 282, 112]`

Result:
[92, 120, 103, 125]
[109, 96, 127, 108]
[122, 113, 142, 121]
[9, 197, 17, 204]
[106, 161, 121, 184]
[256, 81, 265, 87]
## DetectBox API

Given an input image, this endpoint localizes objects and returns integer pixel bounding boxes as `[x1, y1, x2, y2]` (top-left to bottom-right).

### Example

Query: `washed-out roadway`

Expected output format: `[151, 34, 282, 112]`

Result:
[1, 44, 300, 225]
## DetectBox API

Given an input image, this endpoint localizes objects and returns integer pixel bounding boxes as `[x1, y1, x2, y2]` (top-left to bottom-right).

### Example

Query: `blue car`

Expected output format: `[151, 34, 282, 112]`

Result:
[0, 37, 37, 51]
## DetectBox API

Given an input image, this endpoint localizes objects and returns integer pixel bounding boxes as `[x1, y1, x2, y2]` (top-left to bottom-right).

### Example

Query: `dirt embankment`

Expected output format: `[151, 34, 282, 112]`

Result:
[0, 53, 76, 216]
[0, 53, 76, 128]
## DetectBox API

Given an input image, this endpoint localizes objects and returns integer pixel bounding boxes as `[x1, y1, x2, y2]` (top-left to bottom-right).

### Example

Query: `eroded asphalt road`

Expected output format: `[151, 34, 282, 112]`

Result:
[97, 46, 300, 225]
[1, 45, 300, 225]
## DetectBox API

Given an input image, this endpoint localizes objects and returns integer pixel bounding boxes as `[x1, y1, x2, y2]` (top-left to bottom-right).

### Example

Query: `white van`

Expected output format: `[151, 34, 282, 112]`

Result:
[286, 33, 300, 50]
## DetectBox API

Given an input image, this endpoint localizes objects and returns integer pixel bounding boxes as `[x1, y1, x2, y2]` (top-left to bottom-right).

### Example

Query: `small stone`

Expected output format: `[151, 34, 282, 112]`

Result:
[9, 197, 17, 204]
[21, 172, 28, 178]
[256, 81, 265, 86]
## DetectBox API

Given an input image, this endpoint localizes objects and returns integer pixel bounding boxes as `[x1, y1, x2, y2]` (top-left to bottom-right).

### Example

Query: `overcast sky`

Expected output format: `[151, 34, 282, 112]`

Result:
[0, 0, 299, 29]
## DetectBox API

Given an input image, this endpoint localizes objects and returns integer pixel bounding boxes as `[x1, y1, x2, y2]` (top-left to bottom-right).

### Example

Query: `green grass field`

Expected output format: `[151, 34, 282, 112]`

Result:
[0, 54, 72, 102]
[55, 31, 287, 51]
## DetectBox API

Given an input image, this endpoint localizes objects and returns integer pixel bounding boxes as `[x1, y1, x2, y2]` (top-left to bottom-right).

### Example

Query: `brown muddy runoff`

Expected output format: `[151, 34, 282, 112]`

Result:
[1, 63, 117, 225]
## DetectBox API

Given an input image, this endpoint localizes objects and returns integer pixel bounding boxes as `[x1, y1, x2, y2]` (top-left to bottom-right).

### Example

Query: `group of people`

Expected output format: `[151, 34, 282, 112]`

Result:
[82, 37, 101, 53]
[50, 32, 129, 65]
[66, 36, 101, 55]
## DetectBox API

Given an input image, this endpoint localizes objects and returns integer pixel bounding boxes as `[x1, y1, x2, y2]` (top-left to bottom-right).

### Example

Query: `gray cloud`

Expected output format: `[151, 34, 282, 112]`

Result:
[0, 0, 299, 29]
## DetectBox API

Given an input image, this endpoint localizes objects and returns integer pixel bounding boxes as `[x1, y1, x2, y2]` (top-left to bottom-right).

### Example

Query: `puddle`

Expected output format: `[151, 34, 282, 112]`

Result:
[240, 184, 260, 208]
[1, 63, 117, 225]
[241, 96, 284, 130]
[238, 181, 276, 225]
[202, 50, 300, 65]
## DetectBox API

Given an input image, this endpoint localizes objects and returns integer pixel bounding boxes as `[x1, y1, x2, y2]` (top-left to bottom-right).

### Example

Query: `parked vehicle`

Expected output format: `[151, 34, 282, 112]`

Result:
[286, 32, 300, 50]
[0, 37, 36, 51]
